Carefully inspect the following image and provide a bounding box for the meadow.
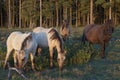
[0,26,120,80]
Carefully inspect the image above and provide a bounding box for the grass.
[0,26,120,80]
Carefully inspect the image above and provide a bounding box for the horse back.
[84,24,104,43]
[7,31,23,50]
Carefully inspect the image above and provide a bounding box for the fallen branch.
[7,62,29,80]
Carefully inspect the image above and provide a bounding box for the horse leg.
[81,32,86,45]
[49,48,53,68]
[89,42,93,51]
[4,48,13,69]
[13,50,18,68]
[101,42,105,58]
[37,48,42,56]
[30,53,35,71]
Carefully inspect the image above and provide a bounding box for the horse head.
[104,19,114,35]
[60,20,70,41]
[57,50,66,70]
[16,50,26,69]
[17,32,33,69]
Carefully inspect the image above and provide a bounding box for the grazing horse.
[82,19,114,58]
[33,27,66,70]
[60,20,70,41]
[4,31,37,70]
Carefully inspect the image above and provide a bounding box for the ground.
[0,26,120,80]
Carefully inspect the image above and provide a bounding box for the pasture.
[0,26,120,80]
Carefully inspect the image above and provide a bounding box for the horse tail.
[81,31,86,45]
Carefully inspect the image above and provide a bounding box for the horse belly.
[86,32,99,44]
[38,40,48,48]
[36,33,48,48]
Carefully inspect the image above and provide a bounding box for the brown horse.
[60,20,70,41]
[82,19,114,58]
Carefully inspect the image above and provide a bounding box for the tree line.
[0,0,120,28]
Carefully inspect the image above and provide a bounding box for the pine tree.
[40,0,42,27]
[8,0,11,28]
[21,0,38,28]
[19,0,21,28]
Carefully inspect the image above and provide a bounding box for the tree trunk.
[19,0,21,28]
[87,13,89,24]
[29,19,32,28]
[63,3,67,20]
[40,0,42,26]
[8,0,11,28]
[55,0,58,27]
[69,0,72,26]
[83,15,85,25]
[12,0,14,27]
[0,8,3,27]
[109,0,112,20]
[114,13,117,25]
[76,0,78,27]
[78,1,81,26]
[60,6,62,25]
[90,0,93,24]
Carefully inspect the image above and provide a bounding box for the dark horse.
[82,19,114,58]
[60,20,70,41]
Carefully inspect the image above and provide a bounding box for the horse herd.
[3,19,114,71]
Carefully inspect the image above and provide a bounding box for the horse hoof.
[14,65,18,68]
[50,66,54,69]
[3,65,8,70]
[59,67,63,71]
[33,69,37,72]
[50,67,53,69]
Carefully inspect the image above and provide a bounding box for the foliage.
[21,0,39,24]
[79,0,89,16]
[65,39,93,66]
[1,0,120,28]
[42,1,54,19]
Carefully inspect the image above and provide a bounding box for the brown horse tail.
[81,32,86,45]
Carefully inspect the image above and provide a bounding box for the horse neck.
[56,39,63,53]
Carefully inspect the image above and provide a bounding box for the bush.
[64,38,95,66]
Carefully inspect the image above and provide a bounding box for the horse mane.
[21,32,32,50]
[48,28,63,52]
[48,28,60,40]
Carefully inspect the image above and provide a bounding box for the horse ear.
[25,33,32,42]
[64,50,67,55]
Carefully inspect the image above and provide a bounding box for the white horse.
[60,20,70,41]
[4,31,37,70]
[33,27,66,70]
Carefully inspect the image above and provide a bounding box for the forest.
[0,0,120,28]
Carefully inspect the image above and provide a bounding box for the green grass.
[0,27,120,80]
